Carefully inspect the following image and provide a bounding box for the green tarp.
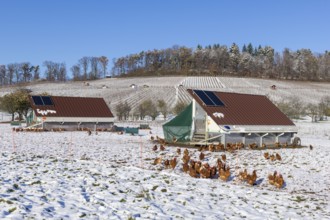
[162,102,193,143]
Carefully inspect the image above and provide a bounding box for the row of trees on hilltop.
[1,43,330,86]
[112,44,330,81]
[0,56,109,86]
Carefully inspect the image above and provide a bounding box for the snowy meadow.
[0,120,329,219]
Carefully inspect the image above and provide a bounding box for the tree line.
[0,56,109,86]
[112,43,330,81]
[1,43,330,86]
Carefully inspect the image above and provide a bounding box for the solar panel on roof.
[193,89,225,107]
[204,91,225,106]
[194,90,214,106]
[32,96,43,105]
[42,96,53,105]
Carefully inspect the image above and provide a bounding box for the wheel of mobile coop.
[292,137,301,147]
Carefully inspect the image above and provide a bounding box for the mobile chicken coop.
[163,89,299,147]
[27,95,114,131]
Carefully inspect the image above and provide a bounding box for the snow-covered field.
[1,76,329,112]
[1,120,329,219]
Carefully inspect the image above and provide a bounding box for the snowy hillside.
[1,76,329,113]
[0,120,329,219]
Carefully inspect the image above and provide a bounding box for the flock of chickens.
[151,136,286,189]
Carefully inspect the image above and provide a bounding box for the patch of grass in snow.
[92,183,100,186]
[79,213,87,218]
[30,180,41,185]
[151,185,158,191]
[8,207,16,213]
[164,180,170,184]
[293,196,307,202]
[0,199,14,204]
[161,189,167,193]
[120,199,126,202]
[13,184,19,190]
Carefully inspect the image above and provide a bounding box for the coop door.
[194,104,206,134]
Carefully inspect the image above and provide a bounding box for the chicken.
[160,144,165,151]
[153,157,162,165]
[262,143,266,148]
[221,154,226,163]
[249,143,258,149]
[182,154,190,164]
[275,153,282,161]
[150,136,155,141]
[216,158,223,169]
[269,154,276,161]
[210,166,217,178]
[200,164,211,178]
[216,143,225,152]
[309,145,313,150]
[238,169,248,181]
[189,166,198,178]
[247,170,257,186]
[170,157,177,169]
[264,152,270,160]
[183,148,189,156]
[182,163,189,173]
[275,142,281,148]
[283,142,288,148]
[268,171,277,185]
[199,152,205,161]
[87,130,92,136]
[177,148,181,155]
[209,144,215,152]
[164,159,170,169]
[274,174,284,188]
[194,161,202,174]
[189,159,196,167]
[152,145,158,151]
[219,164,230,181]
[172,137,177,143]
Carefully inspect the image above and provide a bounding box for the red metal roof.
[29,96,114,118]
[187,89,295,126]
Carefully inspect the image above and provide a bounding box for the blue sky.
[0,0,329,76]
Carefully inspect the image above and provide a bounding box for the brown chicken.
[182,154,190,164]
[269,154,276,161]
[247,170,257,186]
[172,137,177,143]
[264,152,270,160]
[209,144,215,152]
[194,161,202,174]
[216,143,225,152]
[238,169,248,181]
[164,159,170,169]
[152,145,158,151]
[275,142,281,148]
[274,174,284,188]
[160,144,165,151]
[221,154,226,163]
[182,162,189,173]
[275,153,282,161]
[170,157,177,169]
[189,166,198,178]
[150,136,155,141]
[210,166,217,178]
[262,143,266,148]
[184,148,189,156]
[219,164,230,181]
[199,152,205,161]
[153,157,162,165]
[177,148,181,155]
[200,164,211,178]
[268,171,277,185]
